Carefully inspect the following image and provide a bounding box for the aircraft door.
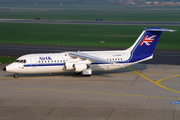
[31,56,37,67]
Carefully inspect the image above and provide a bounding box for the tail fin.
[128,28,175,62]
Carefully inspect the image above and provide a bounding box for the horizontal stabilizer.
[145,28,176,32]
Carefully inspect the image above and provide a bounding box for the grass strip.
[0,23,179,50]
[0,57,16,64]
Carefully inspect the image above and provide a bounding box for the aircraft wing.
[68,52,114,64]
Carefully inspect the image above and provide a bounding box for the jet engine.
[73,63,88,72]
[64,63,89,73]
[64,62,74,70]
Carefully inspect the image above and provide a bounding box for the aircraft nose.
[3,67,6,71]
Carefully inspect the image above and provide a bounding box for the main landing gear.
[14,74,18,78]
[74,68,92,77]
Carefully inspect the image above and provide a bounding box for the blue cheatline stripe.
[24,63,64,67]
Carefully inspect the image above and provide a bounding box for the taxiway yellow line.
[127,66,180,94]
[0,86,178,100]
[126,67,156,84]
[0,77,14,79]
[155,75,180,93]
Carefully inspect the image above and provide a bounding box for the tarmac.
[0,63,180,120]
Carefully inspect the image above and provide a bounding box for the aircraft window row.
[15,59,27,63]
[39,60,68,63]
[107,58,122,61]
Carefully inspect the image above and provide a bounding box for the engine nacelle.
[64,62,74,70]
[73,63,88,72]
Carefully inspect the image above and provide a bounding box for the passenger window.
[23,60,26,63]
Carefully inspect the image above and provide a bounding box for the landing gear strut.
[14,74,18,78]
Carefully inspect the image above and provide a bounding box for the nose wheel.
[14,74,18,78]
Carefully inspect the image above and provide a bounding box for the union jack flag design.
[139,35,156,46]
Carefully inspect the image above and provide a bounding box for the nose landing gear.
[14,74,18,78]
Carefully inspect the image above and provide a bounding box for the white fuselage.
[5,50,152,74]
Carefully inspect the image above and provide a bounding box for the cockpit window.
[20,60,24,63]
[15,60,20,62]
[15,59,26,63]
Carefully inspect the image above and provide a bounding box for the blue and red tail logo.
[139,35,156,46]
[127,28,173,63]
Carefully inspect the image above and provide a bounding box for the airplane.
[3,27,175,78]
